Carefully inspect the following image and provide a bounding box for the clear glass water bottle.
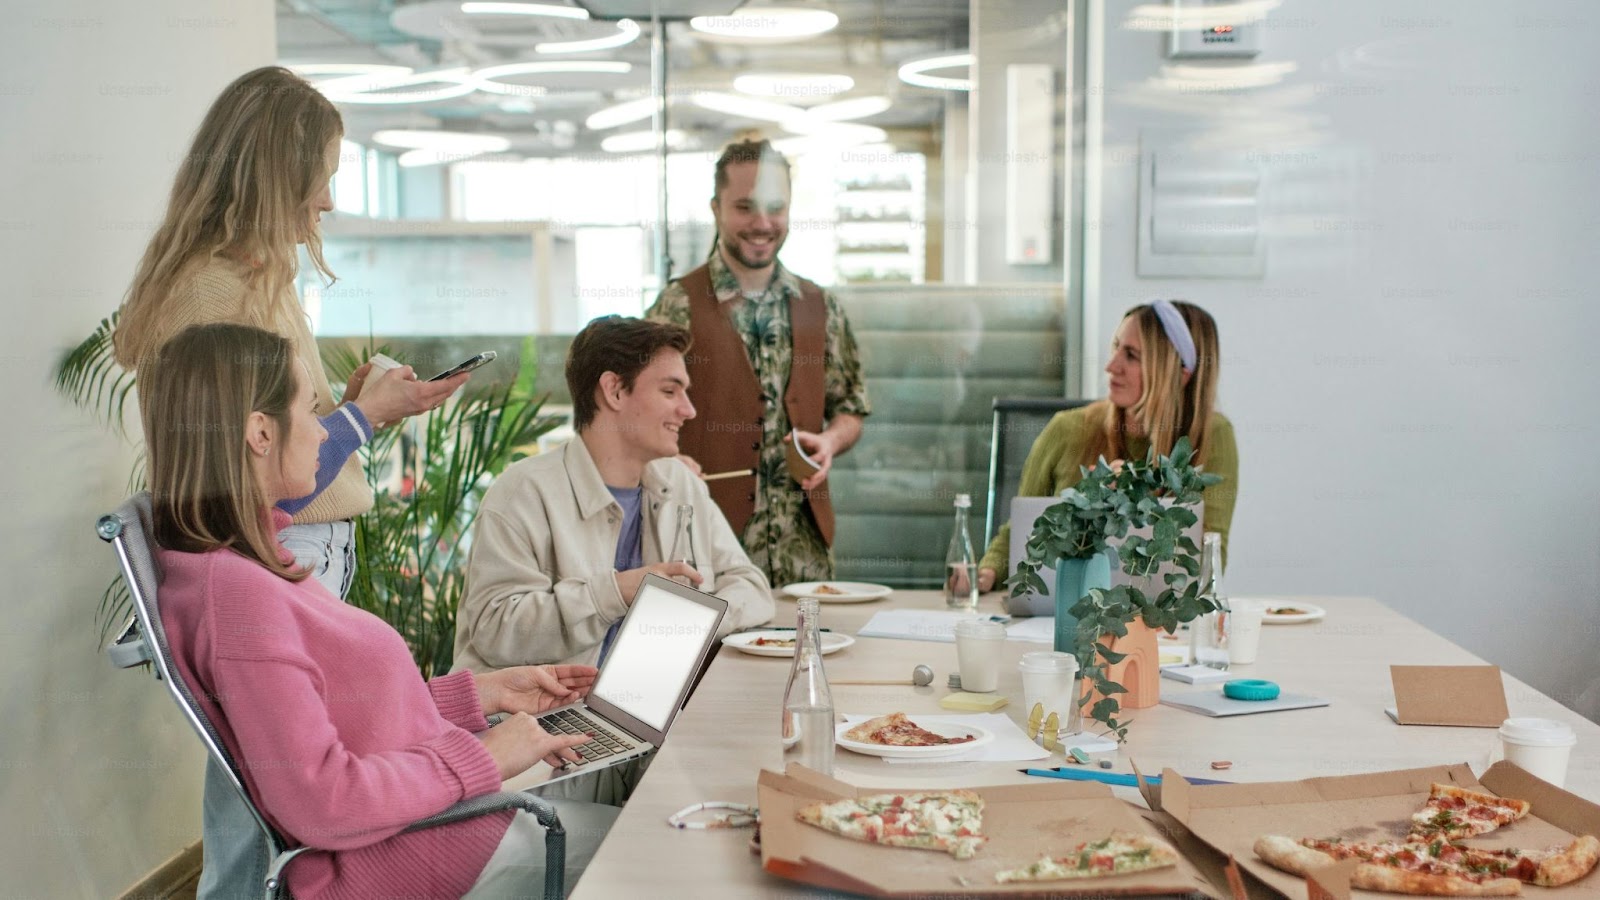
[781,598,835,775]
[944,493,980,611]
[1190,531,1231,669]
[667,503,697,585]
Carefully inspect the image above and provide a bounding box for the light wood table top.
[569,591,1600,898]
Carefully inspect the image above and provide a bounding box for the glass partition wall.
[281,0,1073,585]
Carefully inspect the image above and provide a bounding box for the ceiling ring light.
[689,7,839,43]
[804,95,892,122]
[537,18,640,53]
[472,60,633,95]
[898,53,974,91]
[316,68,478,105]
[733,73,854,99]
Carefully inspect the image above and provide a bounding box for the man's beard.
[720,231,785,270]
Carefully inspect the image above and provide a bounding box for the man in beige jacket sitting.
[454,315,774,675]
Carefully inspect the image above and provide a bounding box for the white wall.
[1092,2,1600,714]
[0,2,274,896]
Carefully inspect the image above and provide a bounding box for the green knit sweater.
[980,404,1238,576]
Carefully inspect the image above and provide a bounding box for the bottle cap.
[954,494,971,508]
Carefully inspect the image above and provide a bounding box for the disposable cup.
[953,619,1007,693]
[1499,717,1577,787]
[1018,651,1081,740]
[1228,600,1268,665]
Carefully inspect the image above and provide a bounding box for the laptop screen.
[590,581,723,732]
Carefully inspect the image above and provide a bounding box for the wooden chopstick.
[703,468,755,482]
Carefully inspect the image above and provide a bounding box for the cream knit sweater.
[131,258,373,524]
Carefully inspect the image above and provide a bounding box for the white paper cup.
[954,619,1007,693]
[1499,717,1577,787]
[1018,651,1080,740]
[1228,600,1268,665]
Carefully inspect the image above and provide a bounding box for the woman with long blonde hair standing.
[113,66,468,896]
[144,323,615,900]
[977,300,1239,591]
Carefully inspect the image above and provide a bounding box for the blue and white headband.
[1149,299,1196,373]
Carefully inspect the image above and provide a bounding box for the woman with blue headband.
[977,300,1238,592]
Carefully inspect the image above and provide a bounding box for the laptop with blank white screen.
[534,573,727,787]
[1003,496,1203,617]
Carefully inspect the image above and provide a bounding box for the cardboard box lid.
[1390,665,1509,727]
[1158,763,1600,900]
[758,765,1218,897]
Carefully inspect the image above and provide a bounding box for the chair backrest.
[984,397,1092,545]
[98,494,290,862]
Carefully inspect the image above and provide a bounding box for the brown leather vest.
[675,264,834,545]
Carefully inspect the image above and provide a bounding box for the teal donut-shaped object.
[1223,679,1280,701]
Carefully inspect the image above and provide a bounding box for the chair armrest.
[106,616,152,669]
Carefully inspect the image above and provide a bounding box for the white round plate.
[781,581,893,603]
[721,630,856,657]
[834,718,993,759]
[1259,601,1326,625]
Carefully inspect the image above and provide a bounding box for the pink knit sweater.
[158,510,510,899]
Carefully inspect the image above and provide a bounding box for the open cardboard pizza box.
[1151,761,1600,900]
[757,764,1219,897]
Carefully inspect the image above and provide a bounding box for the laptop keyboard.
[539,708,637,766]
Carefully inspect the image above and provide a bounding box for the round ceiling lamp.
[689,7,839,44]
[460,1,590,18]
[373,130,513,167]
[315,68,478,105]
[691,91,805,123]
[585,96,659,130]
[289,63,415,81]
[537,18,640,53]
[804,95,892,122]
[472,60,633,95]
[733,73,854,100]
[601,129,687,153]
[897,53,974,91]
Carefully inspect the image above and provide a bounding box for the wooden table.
[568,592,1600,898]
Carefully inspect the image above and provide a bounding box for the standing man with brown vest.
[646,139,871,588]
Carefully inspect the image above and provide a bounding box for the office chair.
[983,397,1091,546]
[99,493,568,900]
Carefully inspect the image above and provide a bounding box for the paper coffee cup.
[954,619,1007,693]
[1499,717,1576,787]
[1228,600,1268,665]
[1019,651,1080,740]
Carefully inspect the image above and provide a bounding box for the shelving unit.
[832,155,926,285]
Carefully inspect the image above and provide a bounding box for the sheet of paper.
[838,712,1050,763]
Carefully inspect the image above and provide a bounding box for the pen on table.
[1018,767,1233,787]
[703,468,755,482]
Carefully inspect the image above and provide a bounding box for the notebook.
[535,573,727,786]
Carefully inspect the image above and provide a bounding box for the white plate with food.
[1259,601,1326,625]
[834,713,994,759]
[721,630,856,657]
[781,581,894,603]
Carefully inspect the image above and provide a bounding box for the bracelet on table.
[667,801,759,830]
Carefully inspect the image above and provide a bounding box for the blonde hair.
[114,66,342,369]
[1084,301,1221,467]
[143,323,308,582]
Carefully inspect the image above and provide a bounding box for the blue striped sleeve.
[276,404,372,515]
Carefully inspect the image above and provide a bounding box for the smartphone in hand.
[429,351,497,382]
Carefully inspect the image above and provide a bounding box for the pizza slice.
[843,712,977,747]
[750,636,796,647]
[1255,835,1522,896]
[995,831,1179,883]
[1449,836,1600,887]
[797,790,987,858]
[1408,783,1532,842]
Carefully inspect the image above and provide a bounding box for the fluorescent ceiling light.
[689,8,838,42]
[473,60,633,95]
[1123,0,1279,31]
[372,130,512,153]
[733,73,853,99]
[601,129,687,153]
[898,53,973,91]
[804,95,891,122]
[317,68,478,104]
[691,91,805,123]
[460,2,590,19]
[586,96,659,130]
[537,18,640,53]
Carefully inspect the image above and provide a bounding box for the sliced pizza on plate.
[843,712,977,747]
[796,790,987,858]
[995,832,1180,883]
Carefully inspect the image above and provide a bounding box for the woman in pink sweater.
[144,322,617,899]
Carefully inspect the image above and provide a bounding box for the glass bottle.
[944,493,980,611]
[1190,531,1231,669]
[667,503,697,585]
[781,598,835,775]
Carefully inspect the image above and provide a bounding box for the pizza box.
[1149,761,1600,900]
[756,764,1220,897]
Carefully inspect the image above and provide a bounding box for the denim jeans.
[196,520,354,899]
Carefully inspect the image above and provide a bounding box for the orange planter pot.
[1087,619,1162,711]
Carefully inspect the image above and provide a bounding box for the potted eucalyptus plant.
[1007,436,1220,741]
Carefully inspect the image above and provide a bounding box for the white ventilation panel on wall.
[1137,136,1264,278]
[1005,64,1053,266]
